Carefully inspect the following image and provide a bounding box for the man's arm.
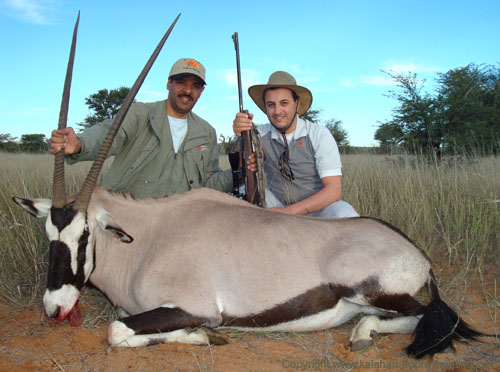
[203,127,233,193]
[270,175,342,215]
[63,103,144,164]
[62,119,115,163]
[50,120,123,163]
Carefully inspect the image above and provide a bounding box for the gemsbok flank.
[13,13,483,359]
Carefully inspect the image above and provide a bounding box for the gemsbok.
[13,13,483,358]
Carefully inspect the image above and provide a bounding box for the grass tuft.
[1,151,498,321]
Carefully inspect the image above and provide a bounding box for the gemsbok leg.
[107,307,227,347]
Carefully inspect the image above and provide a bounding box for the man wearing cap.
[233,71,358,217]
[50,58,232,198]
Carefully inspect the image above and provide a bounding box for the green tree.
[300,108,322,123]
[325,118,350,148]
[379,71,443,155]
[374,122,404,152]
[0,134,18,152]
[375,64,500,155]
[437,64,500,153]
[20,134,48,152]
[301,108,351,149]
[78,87,131,129]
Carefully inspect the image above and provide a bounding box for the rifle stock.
[232,32,259,205]
[228,151,240,196]
[241,122,259,204]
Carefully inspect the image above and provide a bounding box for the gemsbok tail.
[406,270,483,358]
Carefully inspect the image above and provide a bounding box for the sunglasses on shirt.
[278,135,295,181]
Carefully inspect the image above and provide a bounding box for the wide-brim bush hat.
[168,58,206,85]
[248,71,312,116]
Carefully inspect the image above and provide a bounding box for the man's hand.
[233,112,254,137]
[50,127,82,155]
[233,111,260,173]
[246,152,257,172]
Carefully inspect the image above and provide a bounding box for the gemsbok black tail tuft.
[406,271,482,358]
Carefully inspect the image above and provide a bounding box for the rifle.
[230,32,259,205]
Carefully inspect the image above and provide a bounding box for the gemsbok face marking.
[12,199,89,325]
[13,13,486,359]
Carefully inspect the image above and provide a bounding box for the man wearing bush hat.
[50,58,232,198]
[233,71,358,217]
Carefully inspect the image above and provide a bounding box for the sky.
[1,0,499,147]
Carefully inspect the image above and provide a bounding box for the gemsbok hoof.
[350,339,373,352]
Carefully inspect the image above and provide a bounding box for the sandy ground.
[0,264,498,372]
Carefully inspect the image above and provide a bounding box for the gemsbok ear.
[96,209,134,243]
[12,197,52,218]
[105,226,134,243]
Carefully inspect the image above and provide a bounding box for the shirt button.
[189,180,193,184]
[145,180,148,184]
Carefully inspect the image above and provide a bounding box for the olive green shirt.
[67,100,232,198]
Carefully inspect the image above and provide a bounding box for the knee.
[108,320,135,346]
[318,200,360,218]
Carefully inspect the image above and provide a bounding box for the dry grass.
[0,151,499,314]
[0,153,102,308]
[0,150,499,370]
[342,153,499,265]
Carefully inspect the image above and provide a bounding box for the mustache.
[178,93,193,101]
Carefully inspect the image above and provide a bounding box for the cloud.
[360,75,395,86]
[299,74,320,85]
[1,105,53,117]
[217,95,240,102]
[221,68,261,90]
[1,0,55,24]
[136,89,166,102]
[340,78,355,88]
[30,106,50,113]
[381,62,442,74]
[275,64,319,85]
[340,61,443,88]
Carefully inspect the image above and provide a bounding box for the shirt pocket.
[290,143,318,180]
[184,136,210,184]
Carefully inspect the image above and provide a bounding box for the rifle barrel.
[231,32,259,205]
[232,32,245,113]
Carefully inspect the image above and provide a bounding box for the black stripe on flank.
[222,281,368,328]
[356,274,425,316]
[221,277,424,328]
[367,293,425,316]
